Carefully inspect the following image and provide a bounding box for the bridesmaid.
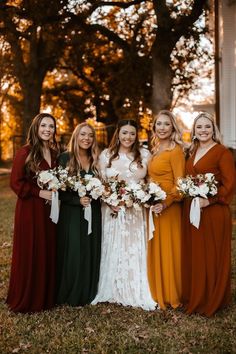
[181,112,235,316]
[7,113,59,313]
[147,110,185,310]
[56,122,101,306]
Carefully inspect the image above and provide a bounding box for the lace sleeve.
[140,148,151,168]
[98,149,109,180]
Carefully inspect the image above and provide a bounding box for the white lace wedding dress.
[92,148,157,310]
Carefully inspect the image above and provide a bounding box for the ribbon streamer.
[84,204,92,235]
[190,197,201,229]
[50,190,59,224]
[117,206,126,224]
[148,207,155,240]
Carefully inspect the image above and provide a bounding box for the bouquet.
[102,177,132,217]
[36,166,69,224]
[67,173,105,234]
[144,181,167,240]
[177,173,218,229]
[177,173,217,199]
[144,181,167,207]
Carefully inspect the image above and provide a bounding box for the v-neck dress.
[56,152,101,306]
[181,144,236,316]
[147,144,185,309]
[6,145,57,313]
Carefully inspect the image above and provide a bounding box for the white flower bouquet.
[67,173,105,200]
[36,166,69,224]
[66,173,104,235]
[177,173,217,199]
[144,181,167,207]
[177,173,218,229]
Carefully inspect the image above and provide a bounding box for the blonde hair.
[67,122,99,174]
[188,112,222,156]
[151,110,184,155]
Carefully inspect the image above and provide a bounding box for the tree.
[0,0,76,141]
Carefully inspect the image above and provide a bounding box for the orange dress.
[147,145,185,309]
[181,144,236,316]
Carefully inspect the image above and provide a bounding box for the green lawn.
[0,175,235,354]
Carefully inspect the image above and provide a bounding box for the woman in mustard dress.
[147,110,185,309]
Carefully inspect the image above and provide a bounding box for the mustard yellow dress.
[147,144,185,309]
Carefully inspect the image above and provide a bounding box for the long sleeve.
[98,149,109,180]
[164,146,185,207]
[10,146,40,199]
[209,149,236,205]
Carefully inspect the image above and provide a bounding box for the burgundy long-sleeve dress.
[6,145,57,313]
[181,144,236,316]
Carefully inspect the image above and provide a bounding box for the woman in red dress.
[6,113,59,313]
[182,112,236,316]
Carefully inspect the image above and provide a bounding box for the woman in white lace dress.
[92,120,157,310]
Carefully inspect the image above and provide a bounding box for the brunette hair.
[67,122,99,174]
[151,110,184,155]
[107,119,142,168]
[25,113,58,173]
[188,112,222,156]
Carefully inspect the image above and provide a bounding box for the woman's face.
[118,124,137,150]
[194,117,214,144]
[38,117,55,142]
[77,126,94,150]
[154,114,173,141]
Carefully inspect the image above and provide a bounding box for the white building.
[218,0,236,149]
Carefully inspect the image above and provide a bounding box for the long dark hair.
[107,119,142,168]
[67,122,99,175]
[25,113,58,173]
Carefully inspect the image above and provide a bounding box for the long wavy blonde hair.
[67,122,99,175]
[151,110,184,155]
[188,112,222,156]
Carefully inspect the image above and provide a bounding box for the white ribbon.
[190,197,201,229]
[148,207,155,240]
[117,206,126,224]
[84,204,92,235]
[50,190,59,224]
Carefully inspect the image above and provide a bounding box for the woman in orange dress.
[147,110,185,309]
[181,112,235,316]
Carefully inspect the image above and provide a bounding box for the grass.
[0,174,235,354]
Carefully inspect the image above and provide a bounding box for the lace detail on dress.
[92,148,156,310]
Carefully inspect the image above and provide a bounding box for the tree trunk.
[151,39,174,115]
[21,75,44,144]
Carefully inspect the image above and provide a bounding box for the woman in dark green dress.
[56,122,101,306]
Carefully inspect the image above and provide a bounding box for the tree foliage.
[0,0,211,149]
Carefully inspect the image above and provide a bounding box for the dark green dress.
[56,152,101,306]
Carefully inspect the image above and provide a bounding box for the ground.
[0,174,235,354]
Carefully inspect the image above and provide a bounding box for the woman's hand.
[110,205,120,213]
[151,203,166,215]
[80,196,91,207]
[199,198,210,209]
[39,190,52,201]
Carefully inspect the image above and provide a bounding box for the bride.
[92,119,157,310]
